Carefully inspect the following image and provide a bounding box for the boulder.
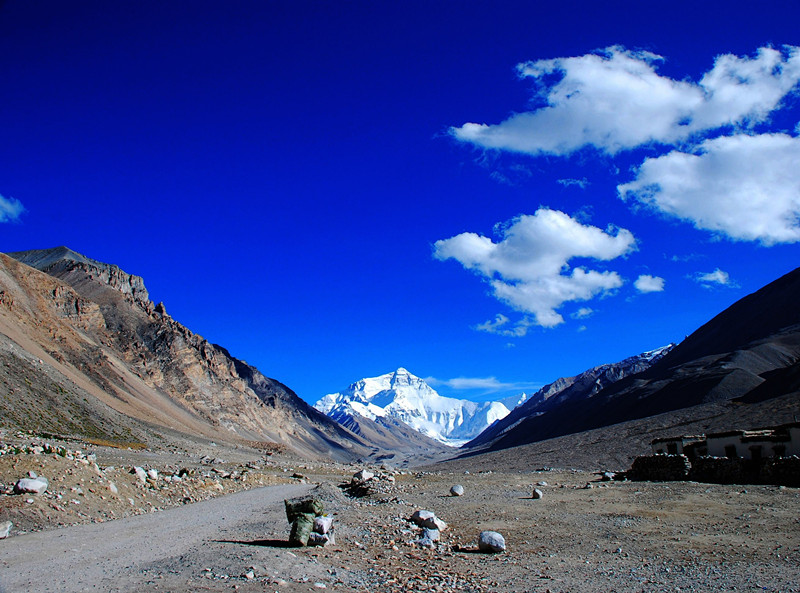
[14,477,48,495]
[410,510,447,531]
[352,469,374,483]
[531,488,543,499]
[450,484,464,496]
[478,530,506,553]
[146,469,159,481]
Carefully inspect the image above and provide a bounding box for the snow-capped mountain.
[314,368,511,446]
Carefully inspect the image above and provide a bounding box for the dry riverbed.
[1,434,799,592]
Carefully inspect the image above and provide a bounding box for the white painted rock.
[450,484,464,496]
[146,469,159,481]
[14,477,48,495]
[132,467,147,483]
[478,530,506,553]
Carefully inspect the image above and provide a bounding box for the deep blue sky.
[2,1,799,403]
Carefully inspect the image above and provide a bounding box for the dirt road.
[0,483,329,593]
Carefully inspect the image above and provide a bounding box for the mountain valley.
[1,248,800,592]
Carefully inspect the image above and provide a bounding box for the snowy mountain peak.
[314,368,510,447]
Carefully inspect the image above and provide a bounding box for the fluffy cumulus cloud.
[451,45,800,156]
[0,194,25,223]
[433,208,636,327]
[634,274,665,293]
[619,133,800,244]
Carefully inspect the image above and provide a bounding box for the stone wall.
[628,454,800,487]
[628,454,691,481]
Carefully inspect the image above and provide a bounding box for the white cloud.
[451,45,800,156]
[426,375,540,394]
[558,177,590,189]
[694,268,734,286]
[634,274,665,293]
[0,194,25,223]
[474,314,534,337]
[619,133,800,245]
[433,208,636,327]
[571,307,594,319]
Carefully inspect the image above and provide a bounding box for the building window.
[724,444,738,459]
[749,446,762,460]
[667,442,678,455]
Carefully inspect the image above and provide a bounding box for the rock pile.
[284,496,334,547]
[409,509,448,548]
[342,467,399,498]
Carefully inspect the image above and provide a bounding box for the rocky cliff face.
[0,248,378,461]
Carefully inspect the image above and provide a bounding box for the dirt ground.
[1,435,799,592]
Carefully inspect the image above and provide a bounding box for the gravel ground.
[1,438,799,592]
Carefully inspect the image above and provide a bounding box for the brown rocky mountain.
[465,344,674,450]
[461,265,800,459]
[0,247,436,462]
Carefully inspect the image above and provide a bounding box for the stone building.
[652,422,800,460]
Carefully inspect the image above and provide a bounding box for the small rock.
[450,484,465,497]
[108,482,118,495]
[0,520,12,539]
[14,477,48,495]
[352,469,374,483]
[146,469,159,481]
[131,467,147,483]
[532,488,543,499]
[478,530,506,553]
[410,510,447,531]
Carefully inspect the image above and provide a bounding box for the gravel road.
[0,483,327,593]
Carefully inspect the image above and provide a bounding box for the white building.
[652,422,800,460]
